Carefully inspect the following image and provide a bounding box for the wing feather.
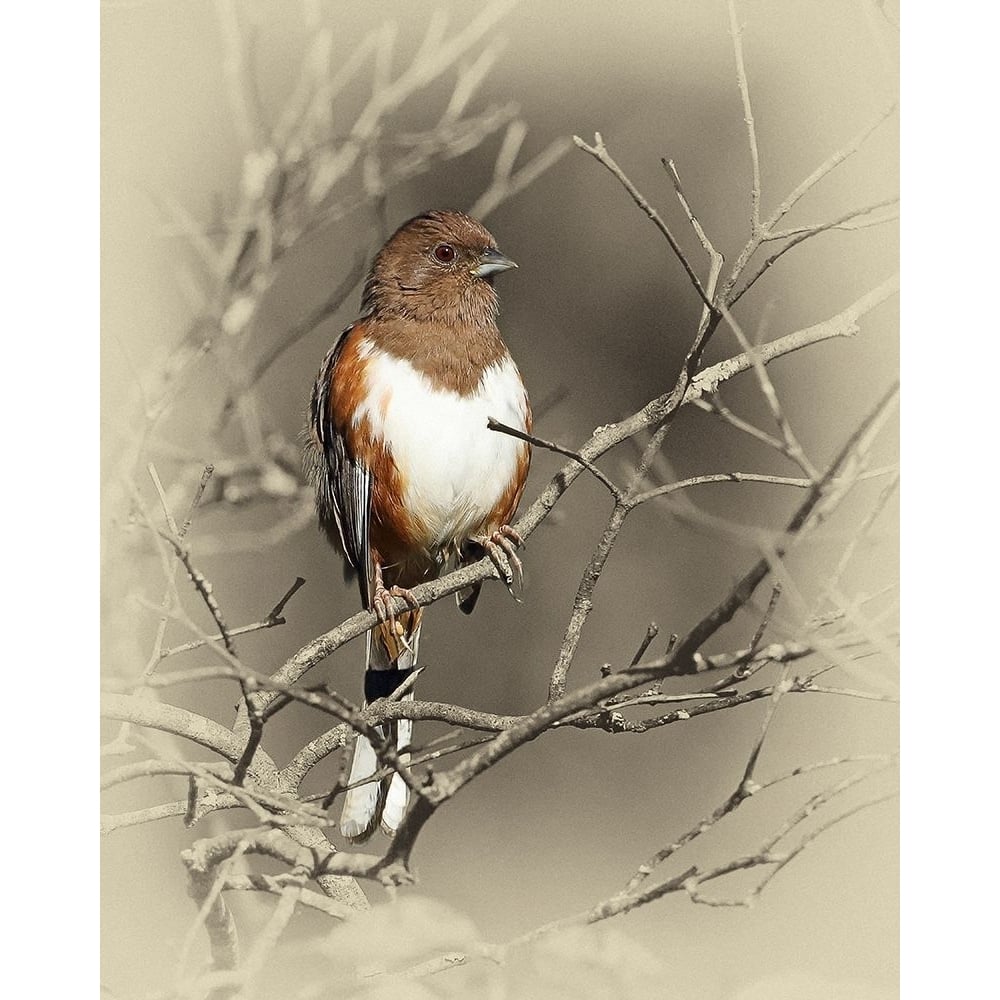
[308,324,373,609]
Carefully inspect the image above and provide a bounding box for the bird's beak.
[475,246,518,278]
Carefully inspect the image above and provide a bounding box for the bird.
[306,209,531,842]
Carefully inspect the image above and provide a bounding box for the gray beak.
[475,246,518,278]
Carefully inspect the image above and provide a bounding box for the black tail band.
[364,667,416,702]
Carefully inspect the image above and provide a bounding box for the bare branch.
[153,527,237,657]
[487,417,622,498]
[662,158,723,261]
[721,101,897,301]
[727,0,762,231]
[688,274,898,402]
[573,132,717,315]
[717,304,820,480]
[733,196,900,304]
[630,623,660,666]
[764,196,899,242]
[101,693,275,778]
[547,501,630,700]
[670,380,898,666]
[158,576,304,659]
[763,101,897,233]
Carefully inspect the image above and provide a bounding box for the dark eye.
[433,243,456,264]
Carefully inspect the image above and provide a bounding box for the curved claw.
[476,525,525,598]
[373,584,420,637]
[498,524,524,549]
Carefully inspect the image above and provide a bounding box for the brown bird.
[307,210,531,841]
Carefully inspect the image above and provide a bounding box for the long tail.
[339,611,421,842]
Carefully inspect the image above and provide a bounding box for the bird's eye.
[433,243,456,264]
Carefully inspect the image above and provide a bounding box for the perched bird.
[307,210,531,842]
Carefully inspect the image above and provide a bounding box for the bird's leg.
[472,525,524,595]
[372,561,420,638]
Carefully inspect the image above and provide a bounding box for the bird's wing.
[308,323,373,609]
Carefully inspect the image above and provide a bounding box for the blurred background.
[101,1,899,997]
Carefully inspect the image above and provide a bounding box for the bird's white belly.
[356,346,528,549]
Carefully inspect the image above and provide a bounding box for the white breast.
[355,344,528,550]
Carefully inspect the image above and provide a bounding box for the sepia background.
[101,1,899,997]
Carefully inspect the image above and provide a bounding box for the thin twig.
[573,132,717,315]
[763,102,897,234]
[728,0,762,232]
[662,158,723,261]
[721,102,897,302]
[718,303,820,480]
[158,577,305,660]
[630,623,660,666]
[487,417,622,498]
[749,582,783,653]
[764,197,899,242]
[733,196,900,304]
[154,528,237,657]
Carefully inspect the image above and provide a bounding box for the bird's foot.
[373,584,420,638]
[474,525,524,597]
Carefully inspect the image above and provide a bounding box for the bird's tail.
[339,610,421,842]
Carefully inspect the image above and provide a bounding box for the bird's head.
[361,210,517,326]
